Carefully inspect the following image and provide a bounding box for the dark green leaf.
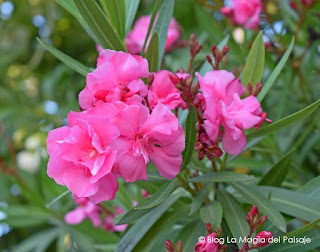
[258,37,295,102]
[217,191,249,248]
[242,31,265,88]
[231,183,287,232]
[247,99,320,141]
[298,175,320,198]
[37,39,90,76]
[181,105,197,170]
[285,217,320,238]
[257,186,320,222]
[116,208,153,225]
[200,201,223,230]
[259,150,295,186]
[189,171,256,183]
[99,0,125,39]
[189,188,208,215]
[153,0,174,67]
[115,188,188,252]
[74,0,126,51]
[125,0,140,35]
[145,32,159,72]
[134,179,178,209]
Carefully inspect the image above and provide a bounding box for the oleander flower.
[253,231,273,248]
[79,49,149,110]
[194,232,221,252]
[46,103,119,203]
[126,15,181,54]
[148,70,187,110]
[221,0,262,29]
[65,198,101,227]
[111,102,185,182]
[196,70,266,155]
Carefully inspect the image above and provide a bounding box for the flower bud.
[252,231,273,248]
[249,205,259,219]
[165,240,174,252]
[175,240,183,252]
[257,215,268,227]
[206,223,213,234]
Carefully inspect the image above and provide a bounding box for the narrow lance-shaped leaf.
[258,37,295,102]
[145,32,159,72]
[259,150,295,186]
[125,0,140,35]
[189,188,208,215]
[298,175,320,198]
[217,191,249,248]
[74,0,126,51]
[99,0,125,39]
[141,0,163,55]
[231,183,287,232]
[247,99,320,141]
[134,179,178,210]
[153,0,174,68]
[181,105,197,170]
[37,39,90,76]
[200,201,223,230]
[189,171,256,183]
[241,31,265,88]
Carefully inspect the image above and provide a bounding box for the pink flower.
[148,70,187,110]
[103,206,127,232]
[196,70,265,155]
[46,103,119,203]
[126,15,181,54]
[111,102,185,182]
[253,231,273,248]
[194,232,222,252]
[79,50,149,110]
[221,0,262,29]
[65,198,101,227]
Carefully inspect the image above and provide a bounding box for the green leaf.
[145,32,159,72]
[217,191,249,248]
[99,0,125,39]
[258,37,295,102]
[74,0,126,51]
[115,188,188,252]
[241,31,265,88]
[37,39,90,76]
[285,217,320,238]
[263,228,320,252]
[247,99,320,141]
[257,186,320,222]
[189,171,256,183]
[125,0,140,35]
[116,207,153,225]
[46,190,71,208]
[189,188,208,215]
[200,201,223,230]
[174,218,205,252]
[66,226,95,252]
[153,0,174,67]
[181,105,197,170]
[298,175,320,198]
[141,0,163,54]
[259,150,295,186]
[231,183,287,232]
[134,179,178,209]
[14,228,59,252]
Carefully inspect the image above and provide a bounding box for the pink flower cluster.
[65,198,127,232]
[126,15,181,54]
[47,50,185,203]
[194,232,223,252]
[196,70,267,155]
[221,0,262,29]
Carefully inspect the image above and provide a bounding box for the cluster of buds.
[206,45,230,70]
[239,205,273,251]
[247,82,262,97]
[189,34,202,61]
[194,122,223,160]
[165,239,183,252]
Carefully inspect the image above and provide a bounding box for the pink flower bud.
[206,223,213,234]
[253,231,273,248]
[165,240,174,252]
[249,205,259,219]
[257,215,268,227]
[290,1,298,10]
[175,240,183,252]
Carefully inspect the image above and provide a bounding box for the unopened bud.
[175,240,183,252]
[257,215,268,227]
[289,1,298,10]
[249,205,259,220]
[165,240,175,252]
[206,223,213,234]
[206,55,213,64]
[169,73,180,86]
[252,231,273,248]
[247,82,252,95]
[222,46,230,56]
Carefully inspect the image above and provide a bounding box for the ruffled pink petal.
[65,207,86,225]
[222,126,246,155]
[88,173,118,204]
